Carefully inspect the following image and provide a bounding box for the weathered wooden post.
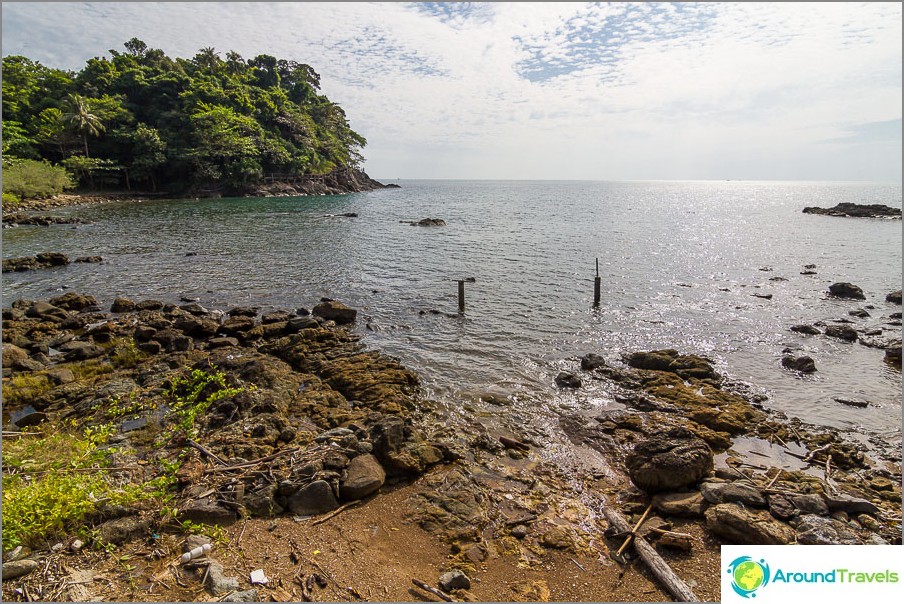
[458,280,466,312]
[593,258,601,308]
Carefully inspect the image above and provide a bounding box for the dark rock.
[651,491,709,518]
[511,524,529,539]
[261,311,292,324]
[111,298,137,313]
[2,559,39,580]
[286,480,339,516]
[768,494,797,520]
[580,353,607,371]
[152,329,194,352]
[849,309,870,318]
[705,503,795,544]
[886,290,902,304]
[626,349,720,382]
[790,324,821,335]
[178,501,237,526]
[228,306,259,317]
[182,534,212,553]
[370,416,408,457]
[312,300,357,324]
[885,345,902,366]
[133,325,157,341]
[287,316,320,332]
[209,337,240,349]
[49,292,98,311]
[625,428,714,493]
[701,481,767,507]
[789,494,829,516]
[46,368,75,385]
[828,282,865,300]
[11,406,46,428]
[554,371,582,389]
[138,341,162,355]
[136,299,164,311]
[752,293,773,300]
[795,514,865,545]
[180,303,209,316]
[824,325,858,341]
[439,570,471,591]
[340,454,386,500]
[2,343,30,368]
[26,301,69,321]
[407,218,446,226]
[781,355,816,373]
[74,255,103,263]
[824,493,879,515]
[219,316,256,335]
[64,341,105,361]
[96,515,152,545]
[833,397,869,408]
[802,203,901,218]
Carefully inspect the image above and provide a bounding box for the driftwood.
[648,528,695,551]
[601,504,699,602]
[616,502,654,557]
[311,500,363,525]
[411,578,456,602]
[187,439,227,466]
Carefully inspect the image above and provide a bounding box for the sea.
[3,180,902,455]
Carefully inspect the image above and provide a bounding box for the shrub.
[2,158,74,200]
[2,191,21,208]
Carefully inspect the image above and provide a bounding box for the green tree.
[62,94,105,158]
[2,158,74,201]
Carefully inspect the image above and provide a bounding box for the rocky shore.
[802,202,902,218]
[2,291,900,602]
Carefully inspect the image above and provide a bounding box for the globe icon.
[733,560,765,592]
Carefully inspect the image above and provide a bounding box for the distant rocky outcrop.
[2,253,70,272]
[802,203,901,218]
[245,168,399,198]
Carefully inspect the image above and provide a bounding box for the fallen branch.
[187,439,227,466]
[616,502,653,557]
[205,447,300,474]
[803,443,832,464]
[601,503,698,602]
[411,578,456,602]
[311,500,363,526]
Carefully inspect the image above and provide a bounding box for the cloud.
[1,1,901,181]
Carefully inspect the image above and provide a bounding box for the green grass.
[3,373,53,407]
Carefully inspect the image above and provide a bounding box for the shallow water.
[3,180,901,446]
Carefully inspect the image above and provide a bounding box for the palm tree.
[62,94,104,158]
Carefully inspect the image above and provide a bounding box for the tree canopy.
[1,39,368,193]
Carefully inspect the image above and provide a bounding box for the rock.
[182,534,212,553]
[222,589,260,602]
[2,343,29,368]
[2,559,39,580]
[439,570,471,591]
[885,345,902,366]
[795,514,865,545]
[540,526,574,550]
[370,416,408,457]
[651,491,708,518]
[75,255,103,263]
[137,299,164,311]
[768,494,796,520]
[205,561,240,596]
[63,341,105,361]
[802,203,901,218]
[790,324,821,335]
[752,293,772,300]
[705,503,795,545]
[209,337,240,349]
[312,300,357,324]
[511,524,529,539]
[824,325,858,341]
[96,515,151,545]
[46,368,75,385]
[626,349,720,382]
[11,406,46,428]
[26,301,69,321]
[408,218,446,226]
[781,355,816,373]
[178,501,237,526]
[849,309,870,318]
[49,292,98,311]
[287,316,320,332]
[828,282,865,300]
[580,353,607,370]
[340,454,386,500]
[625,428,714,493]
[554,371,582,388]
[286,480,340,516]
[833,397,869,408]
[887,290,902,304]
[700,481,767,507]
[228,306,259,317]
[180,302,209,316]
[111,297,137,313]
[824,493,879,515]
[787,494,827,517]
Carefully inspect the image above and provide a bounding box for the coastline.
[1,292,900,602]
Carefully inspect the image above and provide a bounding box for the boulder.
[781,355,816,373]
[178,501,237,526]
[554,371,582,389]
[824,325,858,341]
[794,514,865,545]
[828,282,865,300]
[2,559,39,580]
[625,428,714,493]
[205,561,240,596]
[286,480,340,516]
[700,481,767,507]
[49,292,98,311]
[26,301,69,321]
[339,454,386,500]
[887,290,902,304]
[312,300,357,325]
[580,353,607,370]
[824,493,879,515]
[705,503,795,545]
[111,297,137,313]
[790,324,821,335]
[651,491,709,518]
[802,203,901,218]
[439,570,471,591]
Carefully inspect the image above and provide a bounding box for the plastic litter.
[179,543,212,563]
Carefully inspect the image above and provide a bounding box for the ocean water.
[3,180,902,448]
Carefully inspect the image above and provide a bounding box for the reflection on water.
[3,180,901,446]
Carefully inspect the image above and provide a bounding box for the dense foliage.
[1,39,367,194]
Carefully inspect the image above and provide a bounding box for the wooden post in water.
[593,258,601,308]
[458,280,466,312]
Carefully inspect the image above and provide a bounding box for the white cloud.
[1,1,900,181]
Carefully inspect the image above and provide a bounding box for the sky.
[1,2,902,182]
